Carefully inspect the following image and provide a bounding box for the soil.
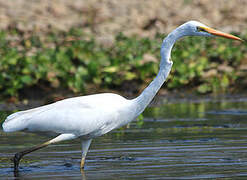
[0,0,246,42]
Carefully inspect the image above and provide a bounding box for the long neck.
[131,29,183,116]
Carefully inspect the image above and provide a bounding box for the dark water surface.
[1,97,247,179]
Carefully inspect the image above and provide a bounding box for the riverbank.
[1,1,247,103]
[1,0,247,40]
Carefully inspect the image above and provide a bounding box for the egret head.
[181,21,243,41]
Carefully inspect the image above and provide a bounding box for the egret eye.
[197,26,207,32]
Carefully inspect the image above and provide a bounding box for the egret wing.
[3,93,131,137]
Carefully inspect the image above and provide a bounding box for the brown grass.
[0,0,246,42]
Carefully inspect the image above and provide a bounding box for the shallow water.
[1,97,247,179]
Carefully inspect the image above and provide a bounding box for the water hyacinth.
[0,29,245,99]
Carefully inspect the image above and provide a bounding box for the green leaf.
[221,75,229,88]
[197,84,211,94]
[21,75,32,84]
[103,66,119,73]
[124,72,136,80]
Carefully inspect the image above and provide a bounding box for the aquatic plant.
[0,28,245,99]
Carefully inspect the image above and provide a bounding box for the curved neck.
[131,28,183,116]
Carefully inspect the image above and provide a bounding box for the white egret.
[2,21,242,172]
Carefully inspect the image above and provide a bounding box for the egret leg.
[13,133,77,172]
[81,139,92,170]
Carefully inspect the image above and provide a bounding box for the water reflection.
[12,169,87,180]
[1,98,247,179]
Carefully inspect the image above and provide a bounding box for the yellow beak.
[199,26,243,42]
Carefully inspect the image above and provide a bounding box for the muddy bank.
[2,90,247,112]
[0,0,246,42]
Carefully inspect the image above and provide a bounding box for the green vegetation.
[0,28,246,99]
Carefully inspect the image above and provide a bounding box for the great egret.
[2,21,242,172]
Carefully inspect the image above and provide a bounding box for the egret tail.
[2,111,29,132]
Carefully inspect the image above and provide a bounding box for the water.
[1,97,247,179]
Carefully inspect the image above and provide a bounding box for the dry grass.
[0,0,246,41]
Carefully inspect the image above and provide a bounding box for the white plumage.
[3,93,137,136]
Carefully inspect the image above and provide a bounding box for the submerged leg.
[80,139,92,170]
[13,140,49,172]
[13,133,77,172]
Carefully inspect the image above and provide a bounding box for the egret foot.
[11,134,77,172]
[13,152,23,172]
[80,168,86,180]
[80,156,86,170]
[12,142,50,172]
[80,139,92,170]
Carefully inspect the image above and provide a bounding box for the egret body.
[2,21,242,172]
